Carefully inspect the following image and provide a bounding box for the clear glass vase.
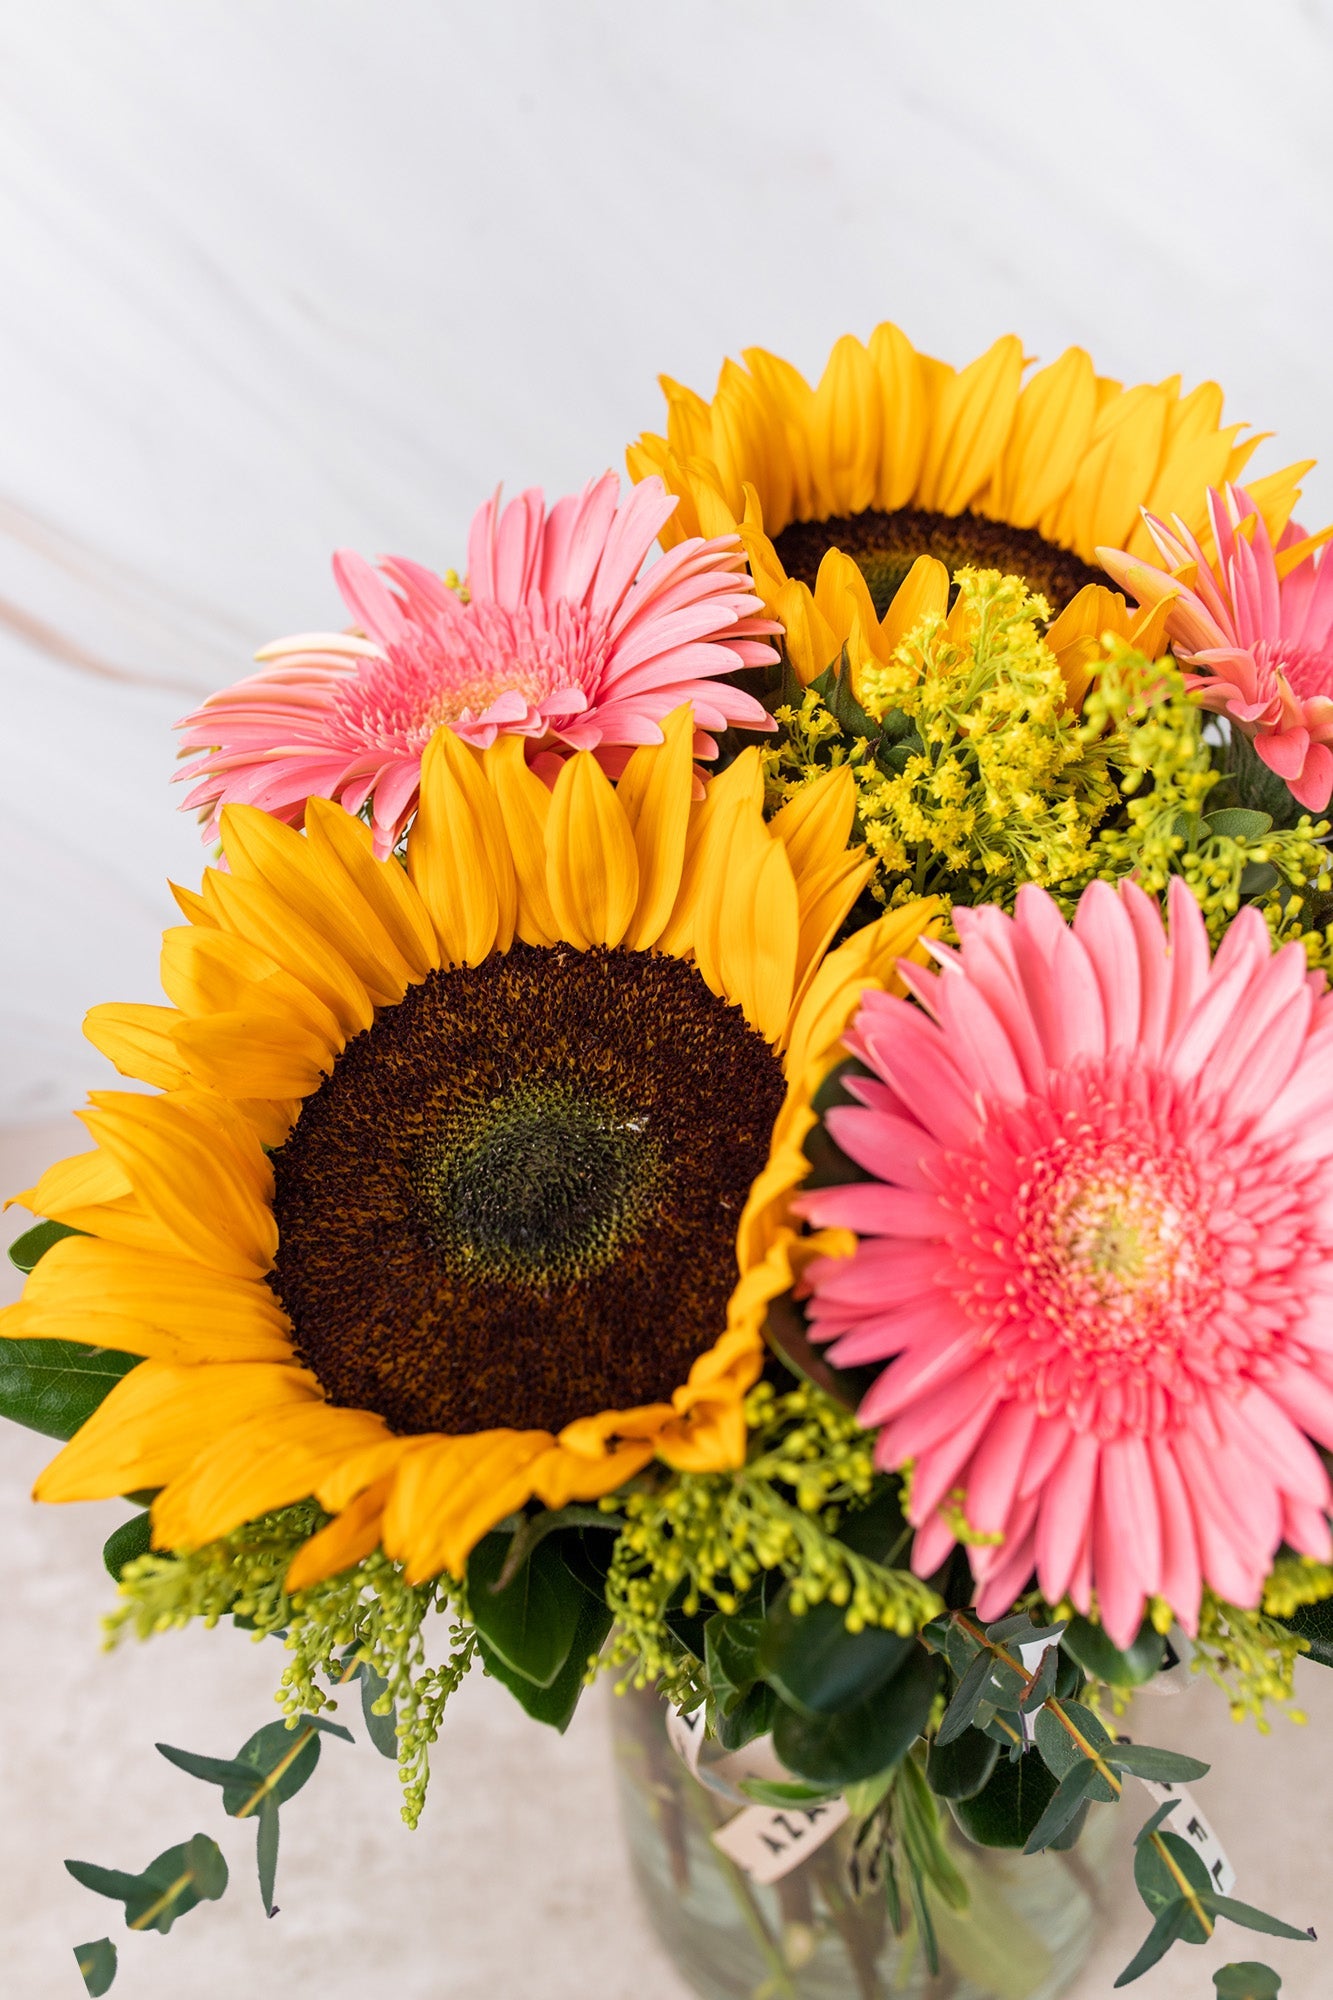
[611,1685,1110,2000]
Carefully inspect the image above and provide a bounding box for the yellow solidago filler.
[2,705,938,1595]
[765,569,1116,908]
[628,321,1308,701]
[1071,648,1333,943]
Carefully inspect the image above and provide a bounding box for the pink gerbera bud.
[799,877,1333,1646]
[1099,482,1333,813]
[175,473,778,856]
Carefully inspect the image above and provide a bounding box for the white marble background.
[6,1,1333,1993]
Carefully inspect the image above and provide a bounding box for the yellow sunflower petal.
[84,1003,191,1091]
[530,1435,657,1508]
[483,733,559,946]
[876,554,951,663]
[814,550,889,668]
[151,1402,392,1549]
[304,796,439,983]
[34,1360,320,1503]
[409,729,518,966]
[773,577,841,685]
[544,752,640,948]
[78,1093,277,1280]
[16,1235,290,1361]
[171,1011,333,1098]
[210,816,374,1037]
[615,703,694,949]
[714,816,800,1043]
[916,334,1025,515]
[868,321,929,512]
[284,1475,396,1591]
[989,345,1098,529]
[1046,582,1135,711]
[382,1431,556,1583]
[809,334,881,518]
[161,923,342,1055]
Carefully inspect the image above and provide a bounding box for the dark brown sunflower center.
[773,506,1105,620]
[268,944,786,1437]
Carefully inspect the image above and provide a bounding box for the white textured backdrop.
[6,2,1333,1994]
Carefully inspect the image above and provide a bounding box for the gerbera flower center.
[329,600,605,752]
[774,507,1106,619]
[268,943,786,1436]
[941,1059,1324,1432]
[1252,636,1333,706]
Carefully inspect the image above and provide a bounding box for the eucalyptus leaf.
[1061,1615,1165,1687]
[1114,1900,1194,1986]
[66,1832,228,1935]
[7,1217,81,1272]
[1022,1759,1099,1853]
[355,1660,398,1759]
[935,1647,994,1746]
[467,1529,587,1689]
[1106,1742,1210,1784]
[74,1938,117,1996]
[1134,1828,1212,1942]
[739,1778,839,1808]
[1204,1894,1313,1943]
[0,1336,139,1441]
[256,1795,280,1917]
[1213,1963,1282,1999]
[773,1645,939,1787]
[1032,1700,1117,1800]
[1207,808,1274,840]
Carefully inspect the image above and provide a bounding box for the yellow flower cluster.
[764,569,1115,908]
[1071,648,1333,945]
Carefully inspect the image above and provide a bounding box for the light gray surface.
[4,1128,1333,1998]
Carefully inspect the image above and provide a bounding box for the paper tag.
[1139,1779,1236,1893]
[1016,1625,1065,1743]
[711,1796,852,1885]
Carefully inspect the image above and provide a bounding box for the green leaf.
[843,1766,897,1820]
[935,1646,995,1746]
[1207,807,1274,840]
[478,1588,612,1732]
[739,1777,839,1808]
[488,1505,620,1590]
[1106,1742,1210,1783]
[354,1660,398,1759]
[810,654,880,739]
[66,1832,228,1935]
[157,1714,350,1818]
[1019,1643,1059,1712]
[1204,1894,1313,1943]
[74,1938,117,1996]
[1114,1900,1194,1986]
[773,1645,939,1787]
[103,1510,154,1580]
[1061,1615,1166,1686]
[1134,1829,1213,1942]
[467,1528,588,1689]
[712,1678,776,1751]
[949,1748,1058,1849]
[1032,1700,1118,1800]
[704,1613,764,1718]
[1274,1596,1333,1668]
[1213,1963,1282,1999]
[757,1589,915,1717]
[1022,1759,1099,1853]
[0,1336,139,1441]
[256,1794,279,1917]
[926,1725,999,1801]
[7,1217,81,1272]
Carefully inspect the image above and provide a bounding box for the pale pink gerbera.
[1099,482,1333,812]
[175,472,777,855]
[799,878,1333,1646]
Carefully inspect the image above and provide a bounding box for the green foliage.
[0,1335,138,1441]
[757,1590,915,1717]
[66,1833,227,1935]
[103,1510,154,1581]
[1214,1965,1282,1999]
[948,1745,1058,1849]
[7,1217,81,1272]
[773,1643,939,1788]
[925,1725,998,1801]
[107,1503,474,1827]
[602,1381,940,1697]
[1061,1615,1164,1686]
[74,1938,117,1996]
[478,1584,612,1732]
[467,1530,588,1689]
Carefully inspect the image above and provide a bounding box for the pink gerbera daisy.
[1099,482,1333,812]
[799,877,1333,1646]
[175,472,778,855]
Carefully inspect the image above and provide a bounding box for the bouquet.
[8,322,1333,2000]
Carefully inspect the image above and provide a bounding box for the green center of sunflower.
[268,943,786,1437]
[773,506,1105,618]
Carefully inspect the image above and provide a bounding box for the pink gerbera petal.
[1100,482,1333,814]
[175,474,778,856]
[804,879,1333,1645]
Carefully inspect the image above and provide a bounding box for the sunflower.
[2,705,935,1590]
[627,323,1310,704]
